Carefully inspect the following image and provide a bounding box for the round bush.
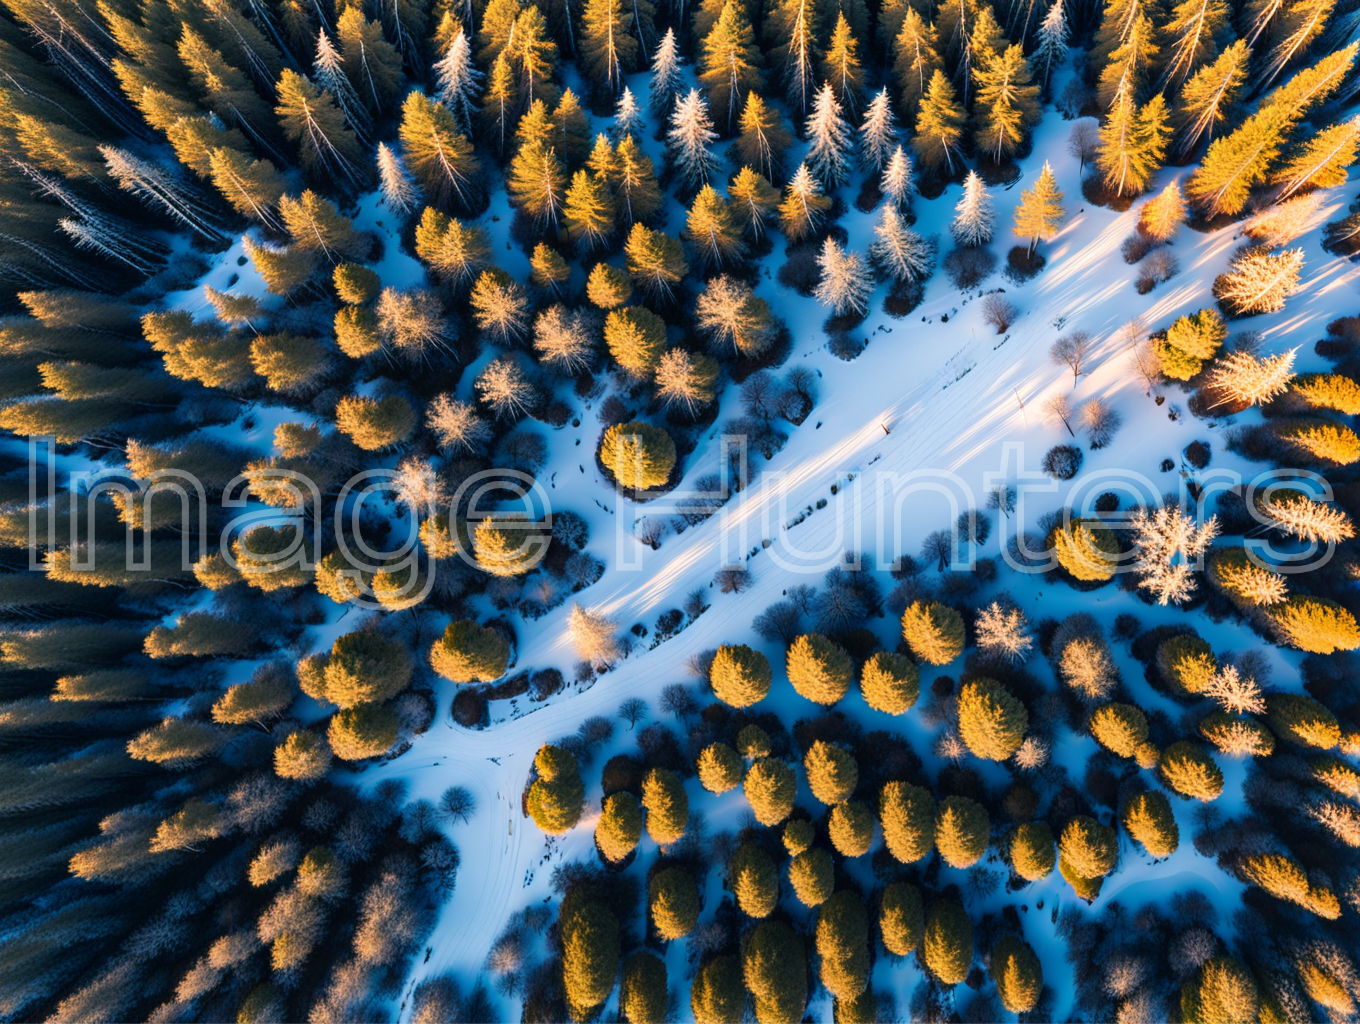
[1041,444,1083,480]
[600,420,676,490]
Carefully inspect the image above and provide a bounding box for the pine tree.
[279,190,364,261]
[880,780,936,862]
[1100,88,1170,196]
[611,135,662,226]
[828,801,874,857]
[1009,821,1056,880]
[697,741,743,792]
[728,167,780,240]
[314,28,370,142]
[731,843,779,917]
[1058,815,1117,899]
[208,147,286,226]
[1158,739,1224,799]
[913,70,966,175]
[1013,161,1065,255]
[858,89,898,172]
[528,744,585,832]
[870,205,935,284]
[685,185,745,271]
[1259,0,1335,87]
[508,6,560,108]
[655,348,719,413]
[1182,957,1261,1023]
[1122,789,1179,856]
[879,882,924,956]
[612,88,643,139]
[667,89,719,192]
[620,951,667,1024]
[1275,119,1360,198]
[744,757,796,825]
[415,207,490,289]
[788,846,833,906]
[1240,853,1340,918]
[642,767,689,844]
[625,224,689,299]
[935,794,989,867]
[699,0,764,134]
[880,146,916,210]
[817,890,869,1001]
[274,69,363,186]
[335,394,417,450]
[710,643,771,706]
[1211,246,1303,316]
[336,7,402,112]
[692,956,744,1024]
[600,420,676,488]
[508,142,567,227]
[779,163,832,240]
[735,93,793,181]
[429,620,509,682]
[648,865,699,939]
[375,143,420,214]
[649,28,684,114]
[1096,10,1159,109]
[481,51,518,157]
[766,0,822,114]
[560,900,620,1020]
[1033,0,1069,89]
[991,935,1042,1012]
[892,8,942,118]
[531,242,571,293]
[563,170,617,252]
[957,678,1028,760]
[821,13,865,115]
[973,44,1040,162]
[399,91,481,211]
[580,0,636,94]
[1173,39,1248,156]
[1139,179,1187,240]
[743,921,807,1022]
[901,600,965,664]
[695,274,775,356]
[433,29,482,136]
[815,238,874,315]
[922,901,973,985]
[951,170,994,246]
[805,82,854,188]
[1157,0,1228,89]
[859,650,919,713]
[785,634,853,705]
[604,308,667,379]
[1089,702,1150,758]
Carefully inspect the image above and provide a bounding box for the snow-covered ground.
[327,82,1360,1020]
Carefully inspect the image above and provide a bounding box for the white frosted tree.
[612,87,643,139]
[567,603,622,667]
[433,30,482,136]
[951,171,995,247]
[377,143,421,214]
[869,205,935,284]
[1032,0,1069,90]
[976,599,1033,663]
[427,394,492,454]
[1212,248,1305,316]
[667,89,718,191]
[1258,492,1355,544]
[859,88,899,172]
[1129,505,1219,605]
[475,357,539,420]
[805,82,853,188]
[100,146,226,241]
[649,28,685,115]
[1204,349,1297,407]
[880,145,915,210]
[815,237,874,315]
[533,305,597,374]
[1202,665,1265,715]
[314,29,370,141]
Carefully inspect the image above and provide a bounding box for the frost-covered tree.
[534,305,597,374]
[1033,0,1069,89]
[433,29,482,135]
[612,87,643,139]
[649,28,684,114]
[1204,348,1296,407]
[975,599,1032,662]
[667,89,718,192]
[427,394,492,454]
[475,357,538,420]
[377,143,421,214]
[314,29,370,142]
[779,163,833,240]
[567,603,621,666]
[870,206,934,284]
[805,82,854,188]
[859,88,899,172]
[1257,489,1354,543]
[1129,504,1219,605]
[1212,248,1305,317]
[655,349,719,414]
[880,145,916,210]
[815,238,874,315]
[951,171,994,246]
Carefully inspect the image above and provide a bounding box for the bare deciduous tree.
[1050,330,1094,385]
[1066,121,1099,172]
[980,293,1017,333]
[1043,392,1076,436]
[1080,396,1122,448]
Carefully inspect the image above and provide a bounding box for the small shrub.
[944,247,997,289]
[980,294,1017,334]
[1041,445,1083,480]
[1121,233,1156,264]
[1184,440,1211,469]
[1005,246,1045,284]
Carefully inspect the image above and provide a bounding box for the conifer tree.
[1096,10,1159,108]
[625,224,688,300]
[692,956,743,1024]
[829,800,875,856]
[699,0,764,134]
[274,69,363,186]
[376,143,421,214]
[656,348,719,414]
[951,171,994,246]
[880,882,924,956]
[893,9,942,118]
[415,208,490,289]
[600,420,676,488]
[912,70,966,175]
[870,206,935,284]
[481,51,518,156]
[731,843,779,917]
[710,643,772,706]
[779,163,832,240]
[685,186,745,271]
[1240,853,1340,918]
[1122,789,1179,856]
[564,170,617,252]
[508,6,560,108]
[1159,740,1224,799]
[1098,87,1170,196]
[728,167,780,240]
[786,634,854,705]
[821,13,865,115]
[743,921,807,1023]
[859,650,919,713]
[880,781,936,862]
[528,743,585,833]
[530,242,571,294]
[508,142,567,227]
[315,29,371,142]
[649,28,685,114]
[560,900,620,1020]
[858,89,899,173]
[957,678,1028,760]
[581,0,641,93]
[735,93,792,181]
[1090,702,1152,760]
[990,935,1042,1012]
[815,238,874,315]
[612,88,643,140]
[935,795,989,867]
[805,82,854,188]
[767,0,822,114]
[880,146,916,210]
[817,890,870,1001]
[328,703,399,760]
[1012,161,1065,255]
[1173,40,1248,156]
[922,901,972,985]
[208,148,286,226]
[787,845,833,906]
[697,742,743,793]
[1139,179,1187,241]
[279,190,364,261]
[642,767,689,844]
[1259,0,1335,87]
[434,29,482,136]
[620,952,666,1024]
[604,308,667,379]
[1157,0,1228,89]
[649,866,699,939]
[744,757,796,825]
[613,135,662,225]
[1275,119,1360,199]
[336,7,402,112]
[398,91,481,211]
[805,740,858,804]
[973,44,1040,162]
[667,89,719,192]
[695,275,775,356]
[1009,821,1056,880]
[901,600,965,664]
[1033,0,1069,90]
[596,791,642,862]
[1181,957,1261,1023]
[429,620,509,682]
